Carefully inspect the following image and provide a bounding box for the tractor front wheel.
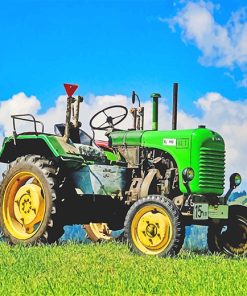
[207,207,247,256]
[124,195,185,256]
[0,155,64,245]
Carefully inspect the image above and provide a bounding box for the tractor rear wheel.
[207,207,247,256]
[0,155,64,245]
[83,223,113,241]
[207,223,221,253]
[83,223,125,242]
[124,195,185,256]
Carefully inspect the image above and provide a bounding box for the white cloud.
[166,1,247,76]
[0,93,40,135]
[193,92,247,189]
[0,91,246,191]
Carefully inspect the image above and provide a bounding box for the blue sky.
[0,0,246,114]
[0,0,247,189]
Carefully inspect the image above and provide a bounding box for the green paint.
[103,150,119,162]
[151,93,161,131]
[110,127,225,195]
[176,138,189,149]
[110,130,144,146]
[0,124,226,197]
[144,128,225,195]
[0,134,84,162]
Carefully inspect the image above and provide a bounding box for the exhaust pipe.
[172,83,178,130]
[151,93,161,130]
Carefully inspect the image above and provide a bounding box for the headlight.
[182,167,195,182]
[230,173,241,188]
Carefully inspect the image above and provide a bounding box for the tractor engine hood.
[109,127,225,195]
[109,127,221,148]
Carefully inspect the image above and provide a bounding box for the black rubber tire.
[0,155,64,245]
[0,228,4,239]
[124,195,185,257]
[207,223,222,254]
[207,206,247,256]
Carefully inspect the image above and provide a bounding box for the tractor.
[0,83,246,256]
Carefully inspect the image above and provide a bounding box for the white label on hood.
[163,139,176,146]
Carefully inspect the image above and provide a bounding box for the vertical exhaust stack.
[172,83,178,130]
[151,93,161,131]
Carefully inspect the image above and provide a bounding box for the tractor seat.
[95,140,113,152]
[54,124,106,161]
[54,124,92,145]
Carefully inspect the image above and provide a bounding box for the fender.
[0,134,83,163]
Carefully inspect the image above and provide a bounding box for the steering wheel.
[90,105,128,131]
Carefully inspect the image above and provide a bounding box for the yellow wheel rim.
[131,205,173,255]
[3,171,45,240]
[84,223,112,242]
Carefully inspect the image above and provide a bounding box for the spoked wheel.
[124,195,185,256]
[207,207,247,256]
[0,155,64,245]
[83,223,113,242]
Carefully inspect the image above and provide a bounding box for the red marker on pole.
[64,83,78,97]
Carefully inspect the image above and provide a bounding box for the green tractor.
[0,83,246,256]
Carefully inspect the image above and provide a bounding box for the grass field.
[0,241,246,296]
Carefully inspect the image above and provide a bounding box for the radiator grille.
[199,147,225,189]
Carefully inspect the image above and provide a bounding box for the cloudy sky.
[0,0,247,191]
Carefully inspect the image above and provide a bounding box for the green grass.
[0,241,246,296]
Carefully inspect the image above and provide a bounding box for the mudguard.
[0,134,83,163]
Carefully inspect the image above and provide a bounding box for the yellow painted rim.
[84,223,112,241]
[131,204,173,255]
[3,171,45,240]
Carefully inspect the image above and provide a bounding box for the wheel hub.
[14,184,43,225]
[136,210,171,249]
[146,223,158,238]
[21,197,32,214]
